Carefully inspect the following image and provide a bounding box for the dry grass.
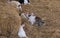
[0,0,21,38]
[0,0,60,38]
[22,0,60,38]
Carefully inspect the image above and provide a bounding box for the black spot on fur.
[17,0,30,4]
[18,0,24,4]
[28,14,31,17]
[35,16,44,26]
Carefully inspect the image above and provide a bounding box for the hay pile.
[0,0,60,38]
[0,0,21,38]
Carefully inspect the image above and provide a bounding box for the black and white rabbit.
[27,13,45,26]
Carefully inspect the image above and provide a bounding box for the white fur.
[28,15,36,25]
[25,13,36,25]
[18,24,28,38]
[21,13,36,25]
[24,0,30,5]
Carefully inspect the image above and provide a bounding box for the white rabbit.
[18,23,28,38]
[27,13,44,26]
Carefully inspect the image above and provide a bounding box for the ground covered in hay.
[0,0,60,38]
